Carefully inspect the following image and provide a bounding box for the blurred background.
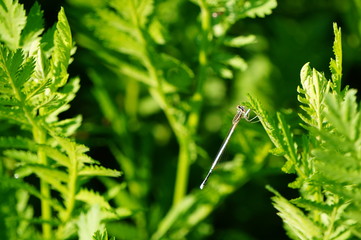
[20,0,361,239]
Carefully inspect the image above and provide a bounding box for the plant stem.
[63,145,78,220]
[34,127,52,239]
[172,136,191,205]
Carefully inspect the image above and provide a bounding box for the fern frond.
[92,229,115,240]
[223,35,257,47]
[79,165,122,178]
[240,0,278,18]
[49,115,82,137]
[0,0,26,50]
[39,145,70,167]
[0,136,36,150]
[76,189,112,209]
[330,23,342,93]
[291,198,336,215]
[324,89,360,142]
[267,186,322,240]
[22,164,68,193]
[247,95,285,156]
[297,62,330,130]
[19,2,44,55]
[4,149,38,163]
[51,7,73,88]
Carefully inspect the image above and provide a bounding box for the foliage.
[65,0,277,239]
[249,23,361,239]
[2,0,361,239]
[0,1,121,239]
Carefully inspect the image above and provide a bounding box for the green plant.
[249,23,361,239]
[0,1,121,239]
[66,0,276,239]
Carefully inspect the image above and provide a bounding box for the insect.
[200,105,258,189]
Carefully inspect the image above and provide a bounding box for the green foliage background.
[1,0,361,239]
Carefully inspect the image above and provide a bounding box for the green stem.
[55,142,78,238]
[34,127,52,239]
[172,137,191,205]
[63,150,77,220]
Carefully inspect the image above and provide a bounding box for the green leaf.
[0,47,24,92]
[0,136,36,150]
[329,22,342,93]
[324,89,359,142]
[79,165,122,178]
[77,205,105,240]
[291,198,334,215]
[39,145,70,167]
[3,149,38,163]
[16,57,35,90]
[297,62,329,130]
[247,95,285,156]
[223,35,257,47]
[19,2,44,54]
[92,230,115,240]
[76,189,112,209]
[24,164,68,193]
[267,186,322,240]
[52,7,73,87]
[277,113,298,173]
[240,0,278,18]
[0,0,27,50]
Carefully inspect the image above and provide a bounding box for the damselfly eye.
[237,105,245,111]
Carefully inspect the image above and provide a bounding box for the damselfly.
[200,105,258,189]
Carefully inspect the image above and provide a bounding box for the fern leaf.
[0,47,24,97]
[49,115,82,137]
[223,35,257,47]
[240,0,278,18]
[3,149,38,163]
[325,90,360,141]
[291,198,335,215]
[39,145,70,167]
[247,95,285,156]
[297,62,329,130]
[0,176,63,211]
[76,189,111,209]
[267,186,322,240]
[0,136,36,150]
[52,7,73,87]
[16,57,36,90]
[92,229,115,240]
[79,165,122,178]
[23,164,68,193]
[330,23,342,93]
[19,2,44,55]
[277,113,299,173]
[0,0,26,50]
[77,205,107,240]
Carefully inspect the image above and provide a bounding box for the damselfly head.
[237,105,245,112]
